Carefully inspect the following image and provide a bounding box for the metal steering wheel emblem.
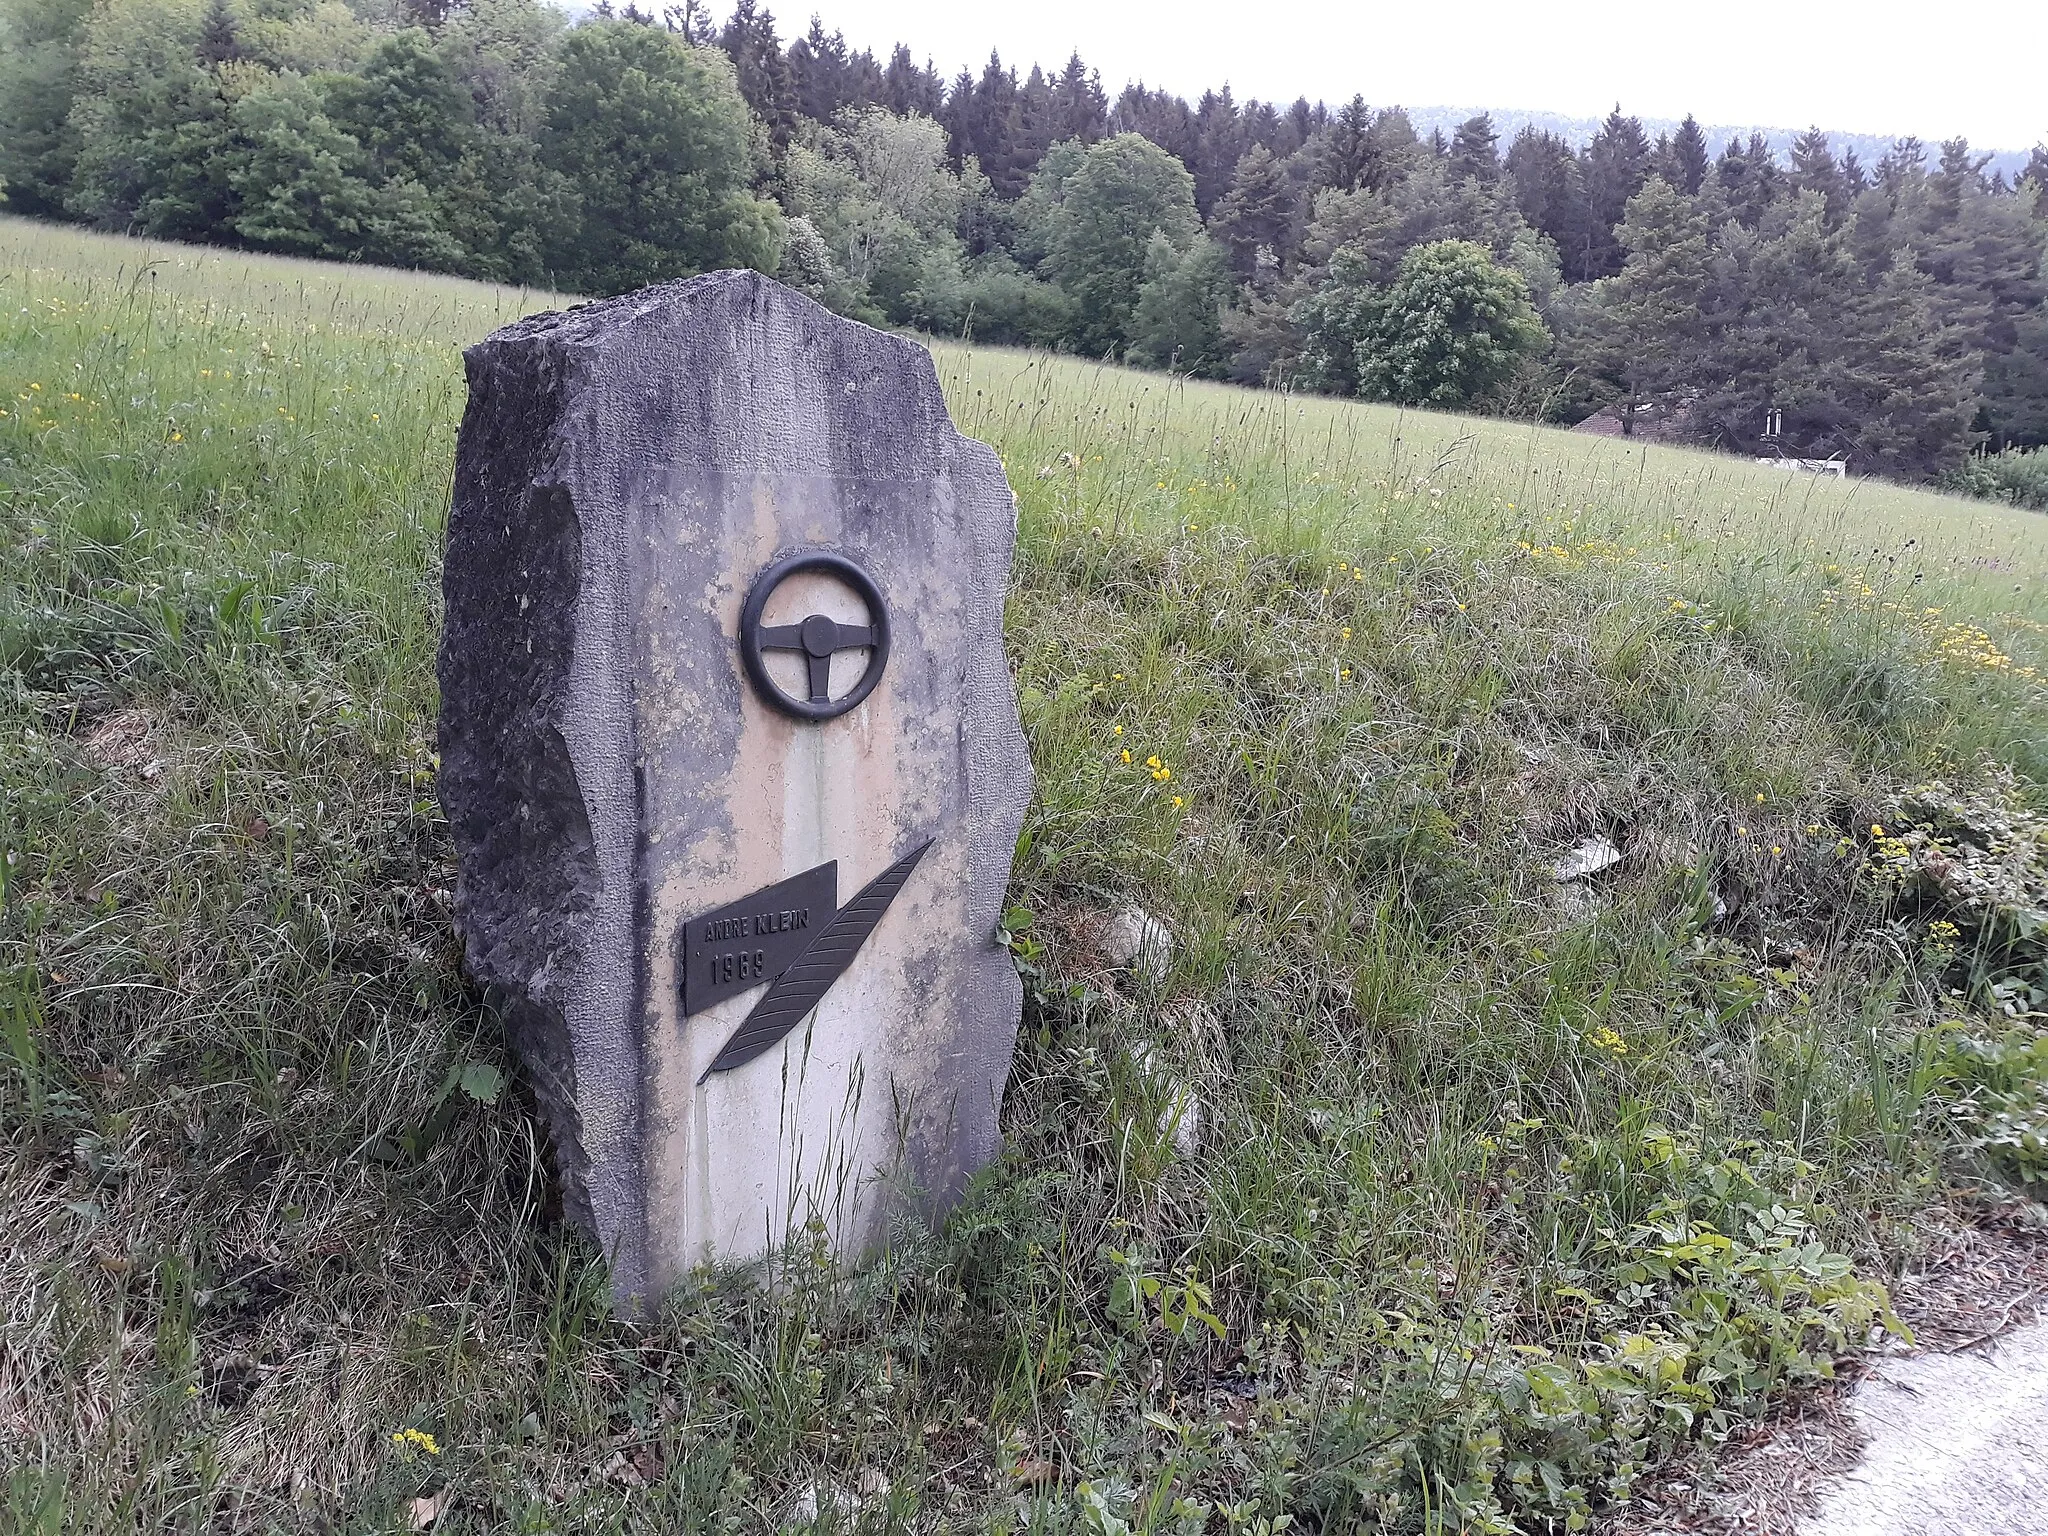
[738,550,891,722]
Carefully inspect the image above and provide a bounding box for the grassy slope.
[2,217,2045,1534]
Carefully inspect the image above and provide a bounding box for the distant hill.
[1398,106,2034,180]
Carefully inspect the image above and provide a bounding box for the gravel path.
[1798,1318,2048,1535]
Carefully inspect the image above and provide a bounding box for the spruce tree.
[1049,53,1106,145]
[1984,306,2048,447]
[958,53,1026,196]
[2022,146,2048,199]
[1011,64,1054,180]
[1581,107,1652,277]
[1709,135,1779,229]
[1591,176,1711,433]
[196,0,241,66]
[1191,87,1247,217]
[1877,137,1927,197]
[718,0,796,154]
[1849,251,1980,476]
[1316,96,1374,194]
[1212,142,1298,278]
[1281,99,1322,159]
[787,19,857,123]
[1789,128,1848,226]
[1448,113,1499,183]
[1666,114,1710,195]
[1508,128,1601,281]
[0,0,95,219]
[882,45,943,118]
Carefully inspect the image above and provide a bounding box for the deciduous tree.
[542,21,781,292]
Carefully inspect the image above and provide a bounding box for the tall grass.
[2,218,2045,1534]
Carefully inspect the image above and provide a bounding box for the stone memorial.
[438,271,1033,1308]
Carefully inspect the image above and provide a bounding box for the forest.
[3,0,2046,494]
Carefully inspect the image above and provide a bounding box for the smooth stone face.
[439,270,1032,1308]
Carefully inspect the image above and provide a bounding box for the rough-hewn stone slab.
[439,271,1032,1308]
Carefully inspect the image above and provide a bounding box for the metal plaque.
[699,839,933,1081]
[681,861,837,1016]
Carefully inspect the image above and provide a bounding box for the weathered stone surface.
[439,271,1032,1308]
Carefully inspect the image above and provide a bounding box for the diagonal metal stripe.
[698,838,934,1082]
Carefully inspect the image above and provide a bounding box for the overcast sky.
[782,0,2046,152]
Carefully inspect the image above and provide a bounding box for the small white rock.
[1553,835,1623,882]
[1099,903,1172,978]
[1161,1089,1204,1156]
[786,1480,860,1527]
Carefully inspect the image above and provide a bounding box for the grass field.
[3,216,2046,1535]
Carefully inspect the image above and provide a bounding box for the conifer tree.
[1110,84,1197,167]
[195,0,240,66]
[1508,127,1601,281]
[1850,251,1980,475]
[1877,136,1928,197]
[2022,146,2048,200]
[1281,99,1322,158]
[718,0,796,154]
[1011,64,1054,178]
[1581,107,1652,276]
[1588,177,1711,432]
[882,45,942,118]
[1984,306,2048,447]
[1709,134,1780,228]
[954,52,1027,195]
[1316,96,1374,194]
[1665,114,1710,195]
[0,0,94,218]
[1448,113,1499,182]
[1789,128,1848,225]
[1190,87,1247,217]
[1212,142,1298,277]
[1366,108,1425,190]
[1048,53,1106,144]
[786,19,869,123]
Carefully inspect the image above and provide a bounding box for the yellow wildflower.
[391,1428,441,1458]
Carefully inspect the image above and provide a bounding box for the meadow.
[2,215,2046,1534]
